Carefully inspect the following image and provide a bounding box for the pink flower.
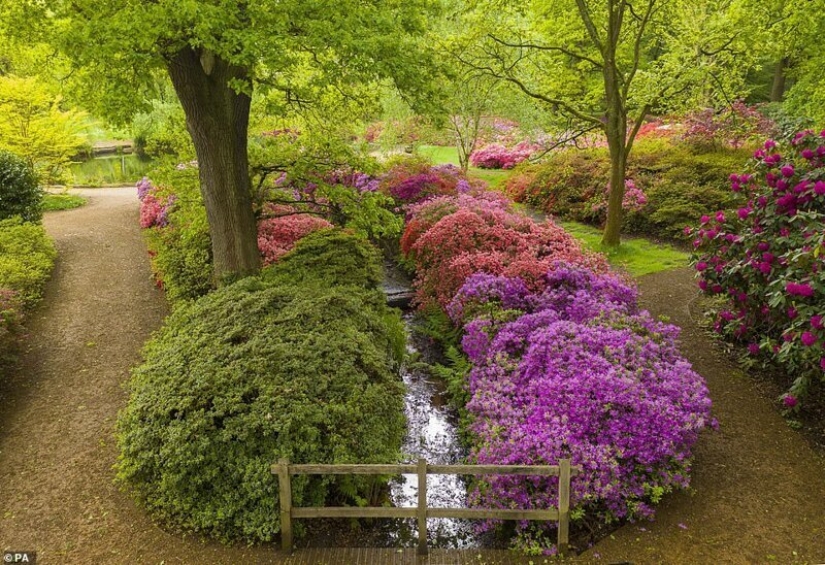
[811,315,823,330]
[783,394,798,408]
[698,279,708,291]
[781,165,795,178]
[700,215,710,224]
[802,148,815,160]
[737,207,750,220]
[801,332,817,346]
[715,211,725,223]
[786,282,815,297]
[747,343,760,355]
[815,181,825,196]
[696,261,708,271]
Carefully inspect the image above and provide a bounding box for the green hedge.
[505,139,751,239]
[0,150,42,222]
[116,230,406,542]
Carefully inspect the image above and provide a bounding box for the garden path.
[585,267,825,564]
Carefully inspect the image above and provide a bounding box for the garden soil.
[0,188,823,564]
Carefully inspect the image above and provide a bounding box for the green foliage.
[116,239,406,542]
[0,217,57,305]
[0,75,88,184]
[0,150,42,222]
[144,170,213,305]
[41,193,86,212]
[507,140,751,240]
[131,94,193,159]
[262,229,383,290]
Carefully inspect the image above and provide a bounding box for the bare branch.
[487,34,603,69]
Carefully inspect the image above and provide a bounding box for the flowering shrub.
[138,178,176,229]
[381,161,481,204]
[683,102,778,150]
[470,141,541,169]
[405,197,608,309]
[446,266,712,545]
[590,179,648,216]
[257,214,333,266]
[690,131,825,402]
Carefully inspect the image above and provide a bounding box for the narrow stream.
[387,313,478,548]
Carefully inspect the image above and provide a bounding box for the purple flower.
[782,394,798,408]
[801,332,817,347]
[781,165,795,178]
[786,282,815,297]
[747,343,760,356]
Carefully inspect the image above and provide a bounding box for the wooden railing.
[270,458,579,556]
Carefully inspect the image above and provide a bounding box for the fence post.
[557,458,571,556]
[277,458,293,553]
[417,458,428,556]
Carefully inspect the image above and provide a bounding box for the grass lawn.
[560,221,689,277]
[416,145,515,189]
[42,193,87,212]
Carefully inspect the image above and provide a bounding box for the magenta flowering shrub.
[137,178,176,229]
[470,141,541,170]
[690,131,825,403]
[447,266,712,539]
[257,214,333,266]
[381,161,482,204]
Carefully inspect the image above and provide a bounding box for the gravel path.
[0,188,274,564]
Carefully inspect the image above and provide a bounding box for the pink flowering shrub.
[590,179,648,216]
[406,201,608,309]
[690,131,825,403]
[381,161,482,204]
[257,214,333,266]
[447,266,712,544]
[470,141,542,170]
[138,178,176,229]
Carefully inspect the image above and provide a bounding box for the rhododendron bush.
[690,131,825,403]
[381,161,482,204]
[447,266,712,537]
[470,141,541,170]
[403,194,609,308]
[257,213,333,266]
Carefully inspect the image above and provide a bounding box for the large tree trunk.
[167,48,261,283]
[770,57,789,103]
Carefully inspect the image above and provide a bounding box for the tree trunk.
[770,57,789,103]
[167,47,261,283]
[600,5,627,249]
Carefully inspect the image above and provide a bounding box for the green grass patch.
[560,221,689,278]
[416,145,516,189]
[42,193,86,212]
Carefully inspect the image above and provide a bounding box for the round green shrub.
[116,275,406,542]
[0,151,42,222]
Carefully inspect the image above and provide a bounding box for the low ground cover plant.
[690,131,825,405]
[118,229,407,542]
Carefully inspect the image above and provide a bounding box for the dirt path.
[582,267,825,564]
[0,188,275,564]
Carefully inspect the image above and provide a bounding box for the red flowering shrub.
[408,206,608,308]
[257,214,333,266]
[690,131,825,404]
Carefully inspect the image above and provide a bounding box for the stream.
[387,313,478,548]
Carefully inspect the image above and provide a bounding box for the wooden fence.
[270,458,579,556]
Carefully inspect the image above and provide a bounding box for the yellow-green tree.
[0,76,87,184]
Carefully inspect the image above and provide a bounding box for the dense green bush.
[0,150,42,222]
[505,139,751,239]
[116,233,406,542]
[0,218,57,305]
[0,289,23,372]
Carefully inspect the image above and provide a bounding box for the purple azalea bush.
[690,131,825,404]
[447,266,712,537]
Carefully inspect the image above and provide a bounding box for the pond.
[70,155,153,187]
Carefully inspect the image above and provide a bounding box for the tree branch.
[487,33,603,69]
[575,0,604,53]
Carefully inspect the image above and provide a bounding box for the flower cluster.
[690,131,825,402]
[257,214,333,266]
[447,265,712,541]
[138,178,176,229]
[590,179,648,215]
[470,141,542,170]
[404,194,609,308]
[381,162,481,204]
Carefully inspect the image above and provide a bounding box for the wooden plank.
[291,506,418,519]
[428,464,574,476]
[417,458,428,556]
[428,507,559,521]
[287,464,417,475]
[276,458,293,553]
[557,458,571,556]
